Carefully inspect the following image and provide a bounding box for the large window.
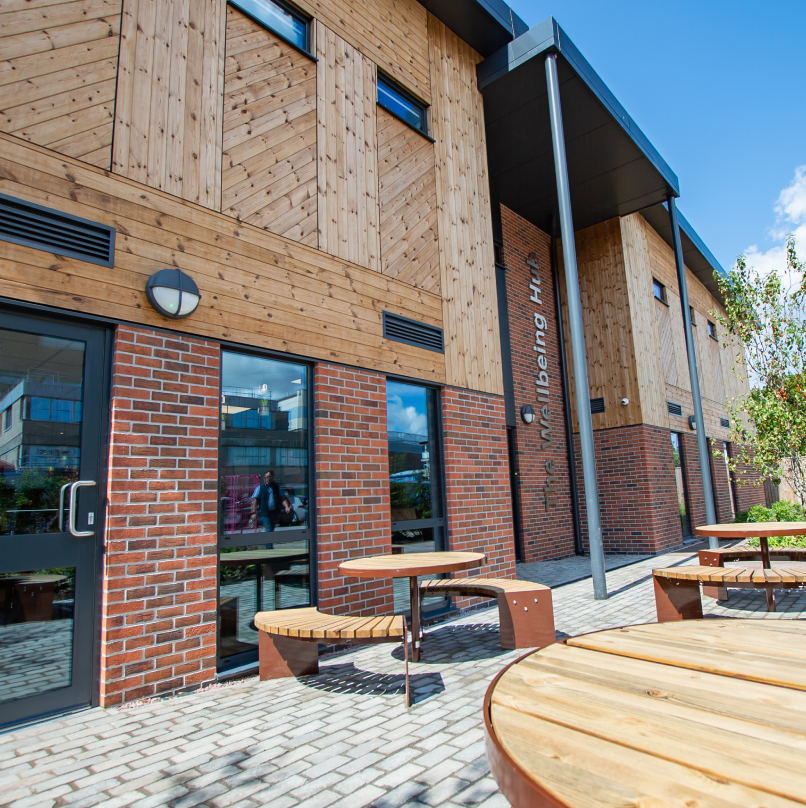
[386,380,445,611]
[229,0,310,52]
[217,351,311,672]
[670,432,691,538]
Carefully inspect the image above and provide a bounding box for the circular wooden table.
[485,619,806,808]
[339,551,485,661]
[696,521,806,609]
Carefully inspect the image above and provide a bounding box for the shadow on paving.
[302,660,445,704]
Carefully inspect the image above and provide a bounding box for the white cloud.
[386,393,426,436]
[743,165,806,280]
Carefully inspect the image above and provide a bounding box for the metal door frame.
[0,307,111,728]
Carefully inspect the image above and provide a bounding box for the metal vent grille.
[590,397,605,414]
[383,312,444,353]
[0,192,115,267]
[667,401,683,416]
[720,417,730,429]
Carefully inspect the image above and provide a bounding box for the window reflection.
[0,329,84,535]
[671,433,691,538]
[218,352,311,671]
[387,381,445,613]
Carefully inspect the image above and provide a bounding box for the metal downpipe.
[667,195,718,548]
[545,53,607,598]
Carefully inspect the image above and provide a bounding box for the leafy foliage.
[739,500,806,548]
[713,235,806,506]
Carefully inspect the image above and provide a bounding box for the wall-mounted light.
[521,405,535,425]
[688,415,697,431]
[146,268,201,319]
[621,398,630,406]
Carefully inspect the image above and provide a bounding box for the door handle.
[58,482,71,532]
[68,480,96,537]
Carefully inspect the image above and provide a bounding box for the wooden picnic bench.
[419,578,555,650]
[254,607,410,706]
[653,565,806,621]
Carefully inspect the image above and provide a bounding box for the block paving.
[2,549,805,808]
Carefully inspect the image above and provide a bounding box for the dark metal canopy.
[418,0,528,57]
[478,18,679,235]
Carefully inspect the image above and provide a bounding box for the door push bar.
[63,480,97,537]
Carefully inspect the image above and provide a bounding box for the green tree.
[713,235,806,507]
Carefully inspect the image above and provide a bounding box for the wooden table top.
[339,551,485,578]
[695,521,806,538]
[485,619,806,807]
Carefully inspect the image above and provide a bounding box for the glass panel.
[0,567,75,703]
[378,76,425,133]
[391,527,446,613]
[230,0,307,49]
[219,352,309,540]
[723,442,737,519]
[0,329,85,535]
[387,381,442,523]
[218,543,309,664]
[671,433,691,537]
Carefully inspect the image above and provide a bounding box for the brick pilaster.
[100,326,219,706]
[314,363,394,615]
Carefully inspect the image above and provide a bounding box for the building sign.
[527,252,556,510]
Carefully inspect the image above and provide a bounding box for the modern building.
[0,0,763,726]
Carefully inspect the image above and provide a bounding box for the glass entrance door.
[0,311,106,727]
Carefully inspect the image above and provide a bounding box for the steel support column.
[667,195,718,548]
[545,53,607,598]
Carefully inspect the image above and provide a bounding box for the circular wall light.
[146,268,201,319]
[520,404,535,425]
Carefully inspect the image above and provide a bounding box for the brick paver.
[2,549,805,808]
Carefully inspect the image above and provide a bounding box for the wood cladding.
[0,0,122,169]
[294,0,430,103]
[558,217,645,432]
[428,14,502,396]
[316,21,380,271]
[221,7,317,246]
[0,132,446,382]
[377,107,440,293]
[112,0,225,210]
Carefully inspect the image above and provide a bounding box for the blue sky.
[505,0,806,275]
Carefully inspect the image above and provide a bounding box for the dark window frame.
[670,431,693,539]
[377,73,432,140]
[689,306,697,325]
[228,0,314,59]
[652,278,668,305]
[707,320,718,340]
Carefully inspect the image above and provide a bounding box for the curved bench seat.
[652,565,806,621]
[254,607,409,705]
[419,577,555,651]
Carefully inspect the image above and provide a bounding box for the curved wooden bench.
[698,547,806,599]
[255,607,410,706]
[653,565,806,621]
[419,578,555,650]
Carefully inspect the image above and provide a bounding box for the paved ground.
[2,548,805,808]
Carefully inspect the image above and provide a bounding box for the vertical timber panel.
[113,0,225,210]
[377,107,440,293]
[221,7,317,246]
[0,0,122,169]
[316,21,379,271]
[428,13,502,396]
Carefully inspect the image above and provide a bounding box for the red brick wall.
[730,443,767,512]
[709,439,736,522]
[101,326,220,706]
[573,425,682,554]
[501,205,576,562]
[314,363,394,615]
[441,388,517,578]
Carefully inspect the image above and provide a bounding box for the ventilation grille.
[383,312,444,353]
[667,401,683,416]
[590,397,605,414]
[0,193,115,267]
[720,417,730,429]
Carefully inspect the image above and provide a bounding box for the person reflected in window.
[249,470,291,532]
